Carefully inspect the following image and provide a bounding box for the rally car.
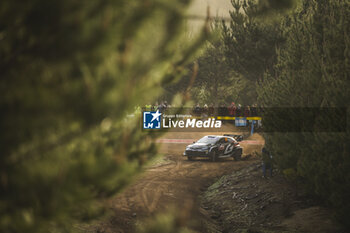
[183,135,242,162]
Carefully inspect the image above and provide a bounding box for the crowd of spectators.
[139,101,261,127]
[192,102,259,117]
[141,101,260,118]
[144,101,172,112]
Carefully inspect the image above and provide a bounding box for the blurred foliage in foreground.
[0,0,207,232]
[136,209,194,233]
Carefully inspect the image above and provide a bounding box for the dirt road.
[96,129,264,233]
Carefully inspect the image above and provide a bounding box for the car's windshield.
[197,136,218,144]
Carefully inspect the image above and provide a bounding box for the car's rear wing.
[224,134,243,141]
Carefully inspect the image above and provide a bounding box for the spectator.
[194,103,201,116]
[145,104,152,111]
[153,102,159,111]
[228,102,236,116]
[218,103,226,116]
[236,104,242,116]
[262,147,273,178]
[244,105,251,117]
[251,104,257,117]
[208,104,215,117]
[157,102,164,112]
[202,104,208,118]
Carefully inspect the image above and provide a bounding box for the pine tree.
[222,0,284,83]
[163,25,254,106]
[193,40,244,106]
[257,0,350,226]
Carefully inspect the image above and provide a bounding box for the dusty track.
[98,129,264,233]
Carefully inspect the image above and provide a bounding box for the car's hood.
[187,142,211,149]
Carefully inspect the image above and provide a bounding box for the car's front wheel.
[210,150,218,162]
[232,148,242,161]
[187,156,194,161]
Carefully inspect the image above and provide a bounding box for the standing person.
[153,102,159,111]
[236,104,242,116]
[244,105,251,126]
[202,104,209,118]
[195,103,202,116]
[251,104,257,117]
[244,106,251,117]
[218,103,225,116]
[228,102,236,116]
[208,104,214,117]
[145,104,152,111]
[262,147,273,178]
[157,102,164,112]
[223,103,230,116]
